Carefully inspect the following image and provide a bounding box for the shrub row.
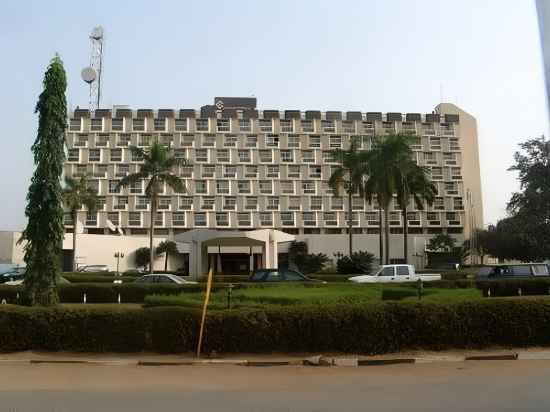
[476,278,550,297]
[2,299,550,353]
[63,275,137,284]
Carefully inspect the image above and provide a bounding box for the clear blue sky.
[0,0,547,231]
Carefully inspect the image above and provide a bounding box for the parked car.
[77,265,109,273]
[0,267,26,284]
[348,264,442,283]
[476,263,550,279]
[248,268,324,283]
[134,273,198,285]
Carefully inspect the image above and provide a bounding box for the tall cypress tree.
[21,55,67,305]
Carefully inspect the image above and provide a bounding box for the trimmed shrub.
[2,299,550,353]
[63,275,137,284]
[335,251,374,275]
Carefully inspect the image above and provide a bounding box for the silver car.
[134,273,198,285]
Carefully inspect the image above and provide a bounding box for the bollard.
[518,288,522,296]
[117,293,121,304]
[1,299,6,305]
[16,292,19,302]
[227,284,234,309]
[488,288,491,297]
[83,293,87,304]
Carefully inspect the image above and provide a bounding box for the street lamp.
[114,252,125,276]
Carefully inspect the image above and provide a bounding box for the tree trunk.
[149,194,156,274]
[378,208,384,265]
[403,205,408,264]
[348,191,353,257]
[384,208,390,265]
[164,252,168,271]
[72,209,77,272]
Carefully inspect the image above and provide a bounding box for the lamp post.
[114,252,124,276]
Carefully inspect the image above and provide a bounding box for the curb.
[465,353,518,361]
[358,358,415,366]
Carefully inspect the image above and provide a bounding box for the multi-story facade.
[63,97,483,264]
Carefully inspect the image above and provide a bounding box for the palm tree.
[156,240,178,271]
[396,163,437,263]
[62,175,98,271]
[364,134,413,265]
[328,140,368,256]
[117,142,187,273]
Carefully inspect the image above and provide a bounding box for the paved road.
[1,360,550,411]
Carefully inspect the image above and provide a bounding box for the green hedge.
[63,275,137,284]
[476,278,550,297]
[2,299,550,353]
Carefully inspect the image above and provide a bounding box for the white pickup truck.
[348,264,441,283]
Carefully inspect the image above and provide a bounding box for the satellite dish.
[81,67,97,84]
[90,26,104,40]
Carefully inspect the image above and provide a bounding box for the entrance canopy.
[175,229,295,278]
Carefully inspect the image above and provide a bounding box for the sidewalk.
[2,347,550,367]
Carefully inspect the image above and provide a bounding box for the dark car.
[248,268,323,283]
[477,263,550,279]
[0,267,26,284]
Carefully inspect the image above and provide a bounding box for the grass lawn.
[144,283,483,310]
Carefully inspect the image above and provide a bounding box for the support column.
[263,242,270,268]
[249,247,253,273]
[217,245,222,274]
[272,240,278,268]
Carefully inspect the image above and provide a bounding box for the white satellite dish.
[90,26,104,40]
[81,66,97,84]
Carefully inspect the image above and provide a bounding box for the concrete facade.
[61,98,483,264]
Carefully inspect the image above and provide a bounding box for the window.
[131,149,143,162]
[342,120,356,133]
[281,181,294,194]
[238,180,251,194]
[132,119,145,131]
[266,165,279,178]
[238,150,251,163]
[217,180,229,194]
[424,152,437,165]
[259,180,273,194]
[267,196,279,210]
[238,213,251,226]
[302,181,316,194]
[431,167,443,180]
[69,118,82,131]
[129,180,142,194]
[352,197,364,210]
[86,180,99,195]
[310,197,323,210]
[245,165,258,178]
[427,212,439,222]
[287,165,300,178]
[309,135,321,148]
[154,212,164,227]
[288,196,301,210]
[446,212,459,223]
[422,123,435,135]
[430,137,441,150]
[202,134,216,147]
[450,138,460,151]
[174,148,187,160]
[154,118,166,131]
[259,119,273,132]
[302,212,316,226]
[366,212,379,224]
[224,165,237,178]
[451,167,462,180]
[287,134,300,148]
[201,165,215,178]
[260,212,273,226]
[93,164,107,178]
[91,118,103,132]
[114,196,128,210]
[302,120,314,133]
[109,180,120,194]
[224,135,237,147]
[95,134,109,147]
[245,196,258,210]
[454,197,464,210]
[331,197,344,210]
[67,149,79,162]
[280,212,295,226]
[195,180,207,194]
[180,135,195,149]
[74,134,88,147]
[110,148,122,162]
[95,196,106,211]
[196,118,209,132]
[259,150,273,163]
[445,182,458,195]
[280,150,294,162]
[194,213,207,226]
[180,166,193,178]
[434,197,445,210]
[389,212,401,225]
[266,134,279,147]
[201,197,215,210]
[379,267,395,277]
[160,134,173,147]
[329,135,342,148]
[138,134,151,147]
[117,134,131,147]
[322,120,335,133]
[175,118,188,132]
[195,149,208,163]
[346,212,359,226]
[158,197,171,210]
[107,212,120,226]
[223,197,236,210]
[129,212,141,226]
[136,196,149,210]
[173,213,186,226]
[74,164,87,177]
[88,149,101,162]
[217,119,230,132]
[216,213,229,226]
[302,150,315,163]
[217,149,230,163]
[246,135,257,147]
[309,165,322,179]
[324,212,338,226]
[239,119,251,132]
[443,152,457,165]
[280,119,293,133]
[322,151,335,163]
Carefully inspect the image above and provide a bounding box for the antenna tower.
[81,26,104,114]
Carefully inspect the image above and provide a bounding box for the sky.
[0,0,548,231]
